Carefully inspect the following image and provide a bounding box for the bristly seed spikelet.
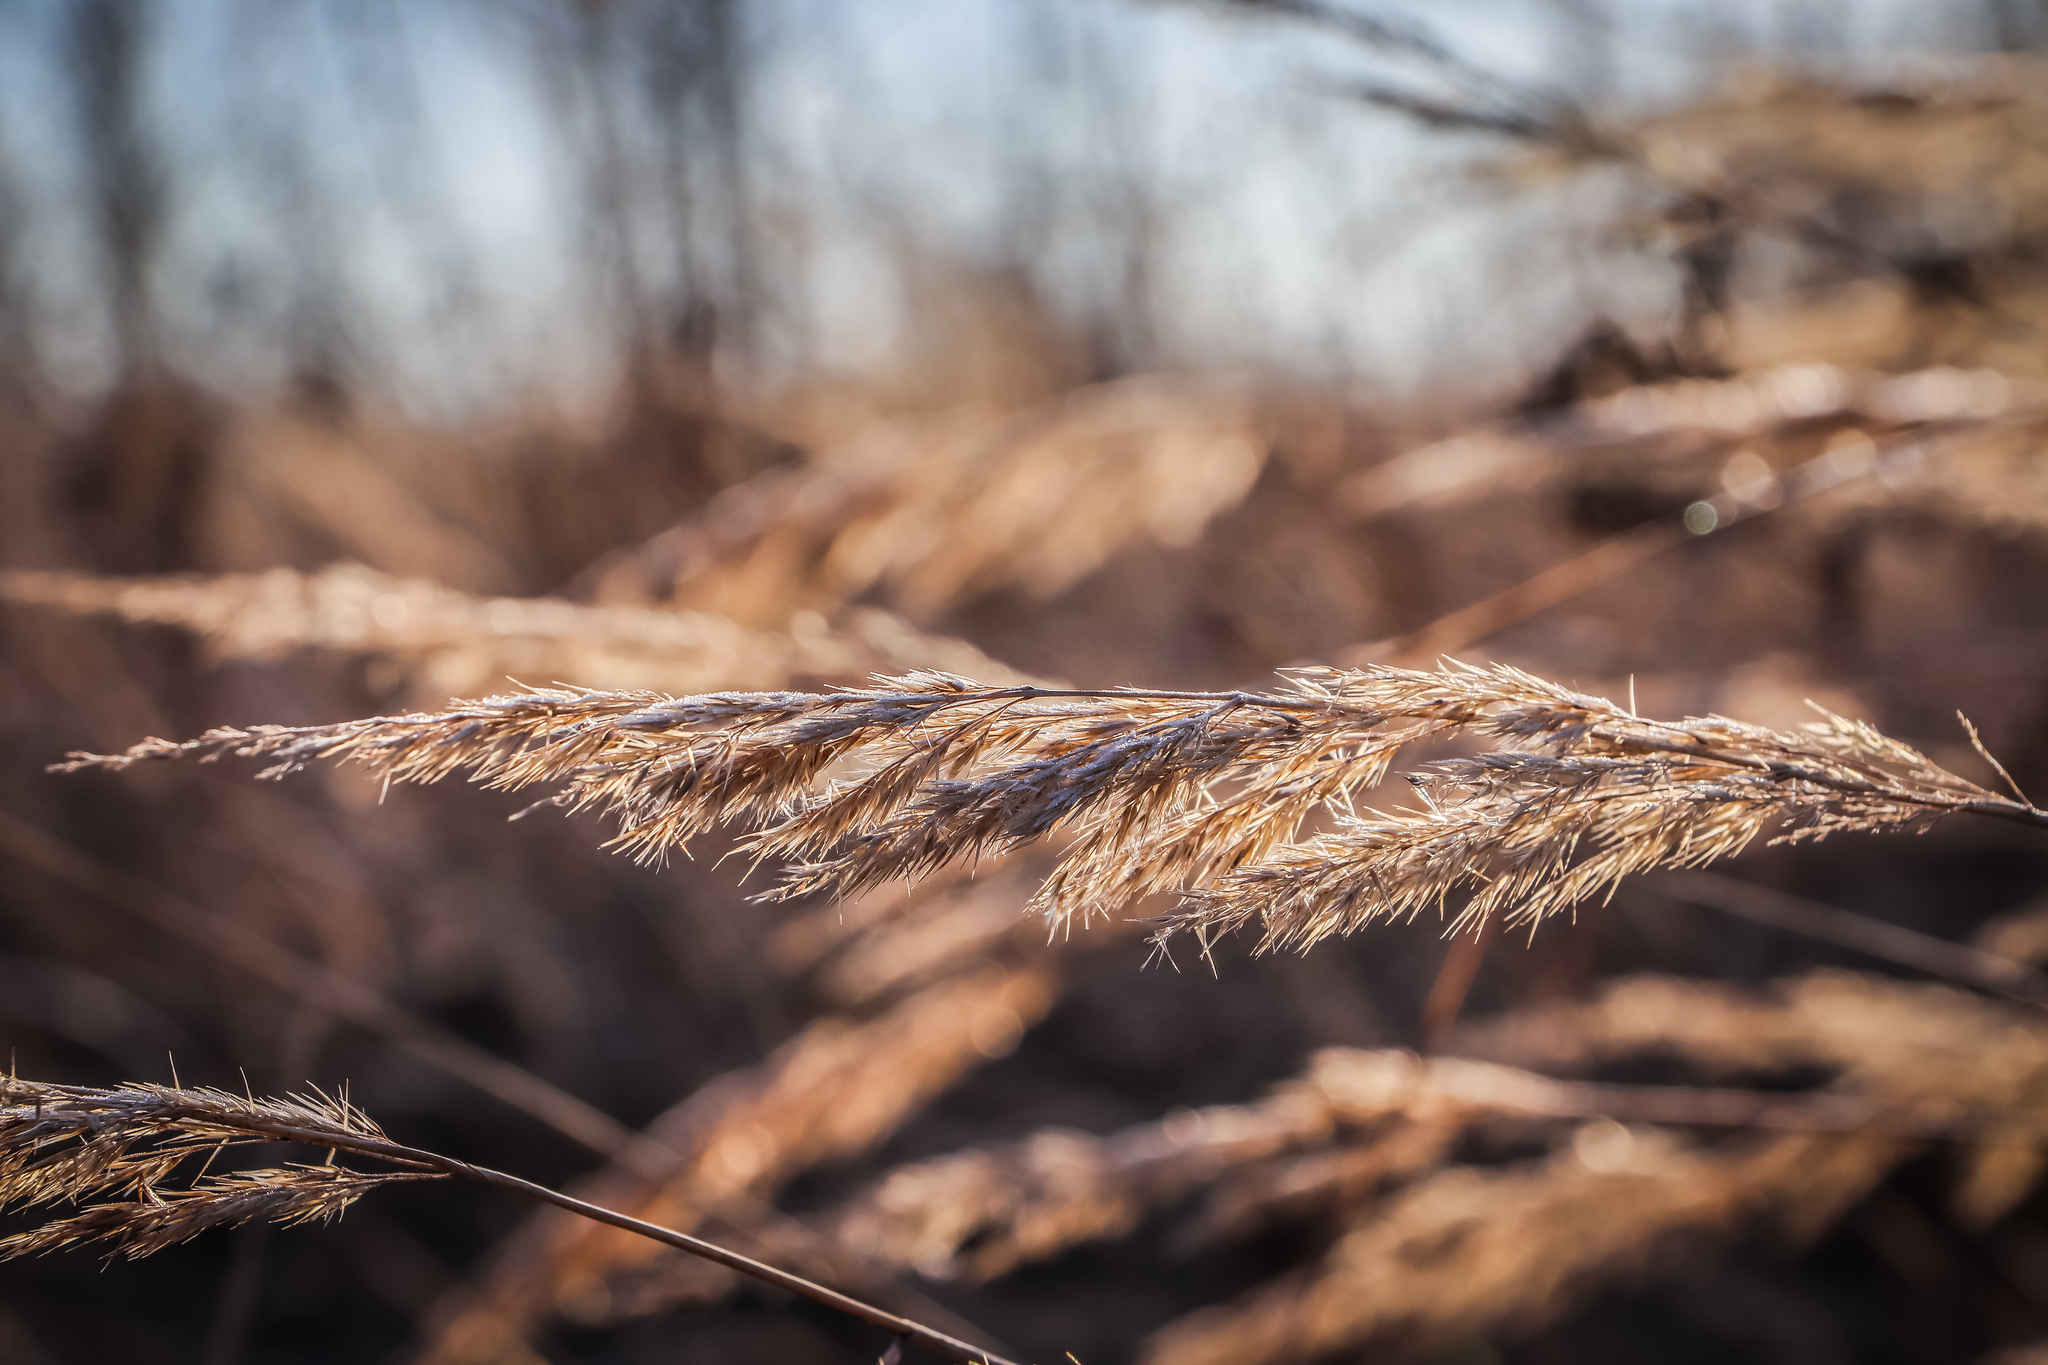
[56,663,2048,955]
[0,1076,433,1260]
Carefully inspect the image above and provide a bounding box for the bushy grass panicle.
[60,662,2048,957]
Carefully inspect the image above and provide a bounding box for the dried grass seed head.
[56,663,2046,953]
[0,1077,435,1262]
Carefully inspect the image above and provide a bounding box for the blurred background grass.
[5,2,2048,1362]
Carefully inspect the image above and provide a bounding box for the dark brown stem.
[171,1112,1021,1365]
[1419,913,1498,1050]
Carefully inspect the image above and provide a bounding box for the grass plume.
[0,1077,429,1260]
[0,1074,1017,1365]
[58,662,2048,953]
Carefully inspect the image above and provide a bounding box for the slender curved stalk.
[332,1129,1018,1363]
[1,1086,1021,1365]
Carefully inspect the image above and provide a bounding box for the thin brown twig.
[360,1137,1019,1364]
[1962,711,2035,808]
[1350,519,1680,666]
[1345,419,1968,668]
[1419,913,1499,1050]
[1659,869,2048,1008]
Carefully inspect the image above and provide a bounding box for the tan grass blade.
[1345,409,2015,668]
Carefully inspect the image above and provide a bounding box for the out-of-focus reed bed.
[8,57,2048,1365]
[12,357,2048,1359]
[807,963,2048,1363]
[1139,966,2048,1365]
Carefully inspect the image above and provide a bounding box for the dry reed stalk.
[1307,1046,2035,1140]
[804,970,2048,1331]
[58,664,2047,953]
[810,966,2048,1357]
[0,563,1035,697]
[0,1076,1019,1365]
[216,407,519,593]
[0,1078,426,1259]
[4,817,1047,1357]
[1448,970,2048,1104]
[412,964,1057,1364]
